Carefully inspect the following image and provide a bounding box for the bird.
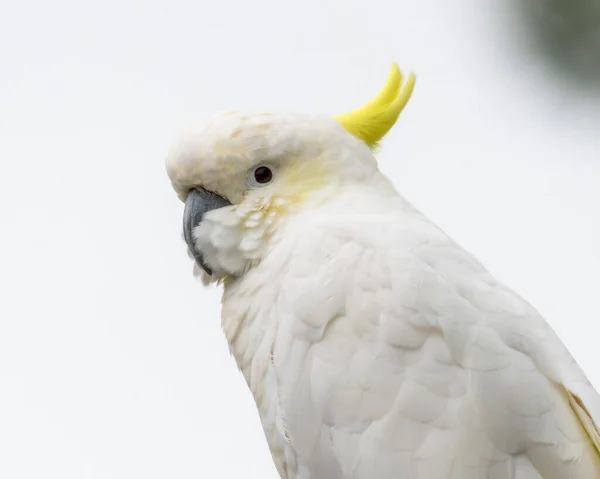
[166,63,600,478]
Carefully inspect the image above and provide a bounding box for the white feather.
[220,187,600,478]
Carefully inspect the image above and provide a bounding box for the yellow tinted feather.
[334,63,416,149]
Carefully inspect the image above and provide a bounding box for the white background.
[1,1,599,478]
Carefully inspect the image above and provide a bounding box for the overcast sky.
[1,1,599,478]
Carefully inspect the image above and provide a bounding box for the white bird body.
[166,64,600,478]
[221,183,600,478]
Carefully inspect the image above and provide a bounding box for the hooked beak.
[183,188,231,275]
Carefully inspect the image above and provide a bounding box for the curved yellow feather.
[334,63,416,149]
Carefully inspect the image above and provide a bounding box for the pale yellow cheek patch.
[239,156,330,235]
[222,156,332,274]
[275,156,329,205]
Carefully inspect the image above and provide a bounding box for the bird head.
[166,63,415,284]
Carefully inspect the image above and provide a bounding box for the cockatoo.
[166,63,600,478]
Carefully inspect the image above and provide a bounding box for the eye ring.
[248,165,274,187]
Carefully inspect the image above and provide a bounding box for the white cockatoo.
[166,64,600,478]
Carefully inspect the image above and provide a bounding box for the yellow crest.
[334,63,416,149]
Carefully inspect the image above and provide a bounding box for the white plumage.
[166,65,600,478]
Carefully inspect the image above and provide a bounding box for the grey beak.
[183,188,231,275]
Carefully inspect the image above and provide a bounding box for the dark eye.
[253,166,273,184]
